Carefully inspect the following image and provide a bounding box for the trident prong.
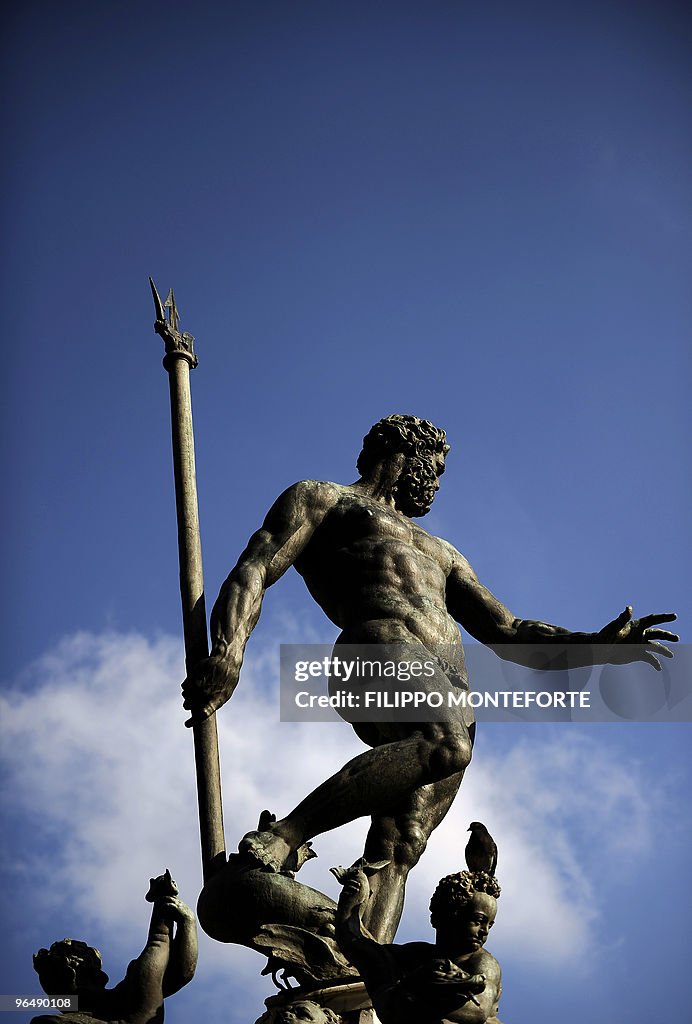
[164,288,181,332]
[149,276,166,322]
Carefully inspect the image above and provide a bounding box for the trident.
[149,278,226,880]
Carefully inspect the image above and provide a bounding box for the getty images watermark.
[279,643,692,723]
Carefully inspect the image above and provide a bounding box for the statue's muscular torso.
[293,482,464,657]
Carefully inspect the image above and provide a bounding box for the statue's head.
[33,939,108,995]
[430,870,501,954]
[357,414,450,517]
[273,1000,341,1023]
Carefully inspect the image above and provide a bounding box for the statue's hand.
[597,606,678,670]
[181,642,241,726]
[427,959,484,991]
[159,894,196,925]
[404,959,486,1011]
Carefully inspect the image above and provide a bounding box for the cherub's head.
[273,1000,341,1024]
[33,939,108,995]
[430,870,501,954]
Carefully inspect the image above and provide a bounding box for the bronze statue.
[333,861,503,1024]
[183,414,677,944]
[31,871,197,1024]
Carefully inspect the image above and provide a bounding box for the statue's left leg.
[359,769,465,944]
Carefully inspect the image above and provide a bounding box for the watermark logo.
[279,643,692,723]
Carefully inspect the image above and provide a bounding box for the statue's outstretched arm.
[182,480,336,723]
[445,547,677,670]
[110,895,196,1021]
[160,895,197,997]
[110,905,171,1023]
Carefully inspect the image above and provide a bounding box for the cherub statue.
[31,870,197,1024]
[333,862,503,1024]
[256,998,342,1023]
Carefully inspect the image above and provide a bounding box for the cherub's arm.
[110,903,171,1024]
[182,480,337,723]
[445,547,677,669]
[110,895,196,1023]
[442,952,501,1023]
[161,896,197,997]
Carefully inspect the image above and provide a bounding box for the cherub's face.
[456,893,496,953]
[274,1001,333,1023]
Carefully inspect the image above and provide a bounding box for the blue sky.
[2,3,690,1022]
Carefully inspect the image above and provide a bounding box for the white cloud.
[0,629,670,1020]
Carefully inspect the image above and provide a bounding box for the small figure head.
[430,870,500,955]
[33,939,108,995]
[273,1000,341,1023]
[357,414,450,517]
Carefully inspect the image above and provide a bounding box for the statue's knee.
[429,730,472,779]
[394,818,428,867]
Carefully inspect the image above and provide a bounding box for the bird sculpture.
[464,821,498,875]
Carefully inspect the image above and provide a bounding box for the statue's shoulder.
[289,478,343,493]
[466,946,501,979]
[431,535,477,578]
[280,479,352,514]
[31,1016,105,1024]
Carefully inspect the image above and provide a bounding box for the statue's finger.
[638,612,677,628]
[644,629,680,642]
[641,651,662,671]
[645,641,674,658]
[182,691,203,711]
[606,606,632,632]
[184,703,212,728]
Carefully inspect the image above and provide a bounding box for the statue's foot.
[239,810,317,874]
[239,829,317,874]
[239,829,294,873]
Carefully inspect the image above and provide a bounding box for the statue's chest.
[325,498,415,547]
[317,499,448,568]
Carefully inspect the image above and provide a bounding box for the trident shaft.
[149,277,226,880]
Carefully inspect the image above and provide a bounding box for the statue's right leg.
[239,719,472,873]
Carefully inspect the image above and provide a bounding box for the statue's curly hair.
[357,414,450,478]
[33,939,108,993]
[268,1001,342,1023]
[429,870,501,930]
[311,1003,341,1024]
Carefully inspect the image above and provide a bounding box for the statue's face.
[37,956,78,995]
[455,892,496,953]
[274,1001,333,1023]
[36,948,107,996]
[394,451,446,517]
